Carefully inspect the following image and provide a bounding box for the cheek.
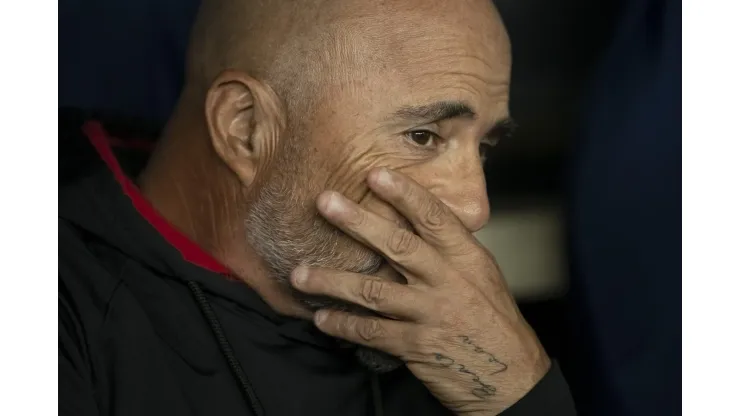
[325,141,430,204]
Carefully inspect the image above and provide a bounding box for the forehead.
[317,6,511,123]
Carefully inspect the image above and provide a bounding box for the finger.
[313,309,410,357]
[317,191,445,284]
[365,168,471,251]
[290,267,430,321]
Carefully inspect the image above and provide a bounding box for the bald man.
[59,0,575,415]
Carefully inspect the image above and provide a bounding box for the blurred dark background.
[60,0,620,198]
[60,0,680,414]
[487,0,620,198]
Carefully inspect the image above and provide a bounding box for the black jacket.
[59,117,576,416]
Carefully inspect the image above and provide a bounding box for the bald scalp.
[185,0,504,124]
[186,0,375,119]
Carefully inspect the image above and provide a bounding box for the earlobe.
[205,70,260,186]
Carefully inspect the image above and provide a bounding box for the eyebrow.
[391,100,517,143]
[392,101,476,123]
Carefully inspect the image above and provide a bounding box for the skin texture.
[139,0,549,413]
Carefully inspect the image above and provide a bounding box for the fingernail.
[375,168,394,188]
[292,267,309,286]
[321,192,344,215]
[314,310,328,325]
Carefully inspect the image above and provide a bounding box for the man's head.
[149,0,512,372]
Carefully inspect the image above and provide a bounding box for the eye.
[405,130,440,148]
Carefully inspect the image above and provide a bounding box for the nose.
[435,163,490,232]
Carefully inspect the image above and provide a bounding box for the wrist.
[464,356,553,416]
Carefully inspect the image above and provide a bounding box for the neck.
[138,104,312,320]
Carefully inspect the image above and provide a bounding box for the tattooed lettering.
[432,336,508,399]
[434,353,497,398]
[457,335,508,375]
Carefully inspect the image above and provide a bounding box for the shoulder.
[59,219,128,333]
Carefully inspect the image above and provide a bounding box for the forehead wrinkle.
[273,19,398,122]
[280,5,510,125]
[380,34,509,95]
[381,15,507,55]
[306,8,508,87]
[394,37,508,73]
[407,68,509,102]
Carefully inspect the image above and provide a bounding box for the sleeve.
[501,361,576,415]
[59,292,100,416]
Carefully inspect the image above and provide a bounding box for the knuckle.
[356,317,385,341]
[387,228,420,256]
[421,201,447,229]
[359,278,389,306]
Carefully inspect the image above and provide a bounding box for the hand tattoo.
[458,335,508,375]
[433,336,508,399]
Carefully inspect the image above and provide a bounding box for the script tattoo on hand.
[433,336,508,399]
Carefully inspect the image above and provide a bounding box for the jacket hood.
[59,119,339,351]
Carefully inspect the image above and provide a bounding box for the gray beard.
[244,175,404,374]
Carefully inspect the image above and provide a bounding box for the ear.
[205,70,284,186]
